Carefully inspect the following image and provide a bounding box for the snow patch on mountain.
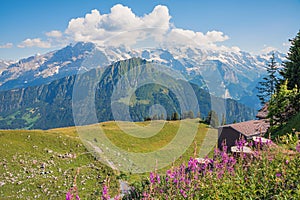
[0,42,285,109]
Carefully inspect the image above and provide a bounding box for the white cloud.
[63,4,236,52]
[18,38,51,48]
[19,4,239,52]
[0,43,13,48]
[65,4,172,46]
[165,28,230,49]
[46,30,62,38]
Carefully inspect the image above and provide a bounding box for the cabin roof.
[220,119,270,137]
[256,103,269,119]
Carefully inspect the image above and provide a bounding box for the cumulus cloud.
[165,28,230,48]
[46,30,63,38]
[18,38,51,48]
[0,43,13,48]
[63,4,235,51]
[19,4,238,52]
[65,4,171,46]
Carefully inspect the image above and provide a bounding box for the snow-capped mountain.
[0,42,285,108]
[0,59,14,74]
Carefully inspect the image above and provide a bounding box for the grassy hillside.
[276,112,300,135]
[0,128,118,199]
[0,119,216,199]
[270,112,300,140]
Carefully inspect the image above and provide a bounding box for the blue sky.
[0,0,299,60]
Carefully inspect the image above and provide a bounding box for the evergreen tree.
[152,114,158,120]
[160,113,164,120]
[257,53,279,105]
[181,111,188,119]
[172,112,180,120]
[268,30,300,127]
[268,80,298,125]
[205,110,219,128]
[197,111,201,119]
[221,113,226,125]
[187,110,194,119]
[280,30,300,91]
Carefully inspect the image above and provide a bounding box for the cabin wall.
[218,127,243,150]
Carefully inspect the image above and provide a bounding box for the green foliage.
[205,110,219,128]
[268,80,299,125]
[171,112,180,120]
[268,31,300,134]
[257,53,279,105]
[120,140,300,199]
[278,132,298,146]
[280,30,300,91]
[271,112,300,138]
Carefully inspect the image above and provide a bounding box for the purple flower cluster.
[296,141,300,153]
[141,137,276,199]
[66,137,279,199]
[235,137,247,150]
[142,142,241,199]
[102,184,110,200]
[65,187,80,200]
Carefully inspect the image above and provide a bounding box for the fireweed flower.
[180,189,188,198]
[285,160,289,165]
[296,142,300,153]
[214,148,220,157]
[188,157,198,172]
[66,191,73,200]
[156,174,161,184]
[102,185,110,200]
[266,139,272,146]
[142,192,149,199]
[217,170,224,179]
[150,172,155,184]
[113,194,121,200]
[248,140,253,147]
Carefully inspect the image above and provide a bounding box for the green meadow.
[0,119,215,199]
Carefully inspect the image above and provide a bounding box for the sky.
[0,0,299,61]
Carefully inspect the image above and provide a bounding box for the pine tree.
[187,110,194,119]
[172,112,180,120]
[257,53,279,105]
[205,110,219,128]
[160,113,164,120]
[268,80,298,125]
[197,111,201,119]
[280,30,300,91]
[221,113,226,125]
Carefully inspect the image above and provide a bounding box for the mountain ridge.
[0,42,285,109]
[0,58,255,129]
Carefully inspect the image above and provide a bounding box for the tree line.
[144,110,225,128]
[257,30,300,127]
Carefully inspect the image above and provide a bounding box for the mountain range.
[0,42,285,108]
[0,58,256,129]
[0,42,286,129]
